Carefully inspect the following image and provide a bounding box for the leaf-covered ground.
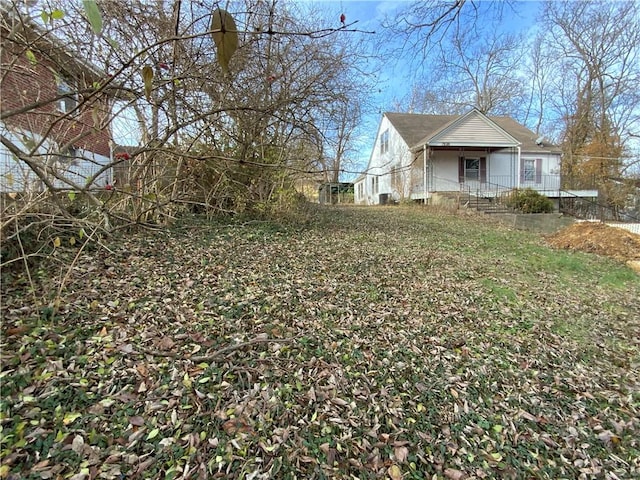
[2,206,639,480]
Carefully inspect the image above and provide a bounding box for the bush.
[505,188,554,213]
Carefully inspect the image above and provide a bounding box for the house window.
[521,158,543,184]
[522,159,535,182]
[465,158,479,181]
[391,164,400,190]
[380,129,389,155]
[57,76,78,113]
[370,175,379,195]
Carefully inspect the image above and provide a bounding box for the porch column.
[423,145,427,203]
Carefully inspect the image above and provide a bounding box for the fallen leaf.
[118,343,135,354]
[63,412,82,425]
[71,434,85,454]
[129,416,145,427]
[157,336,175,350]
[4,326,28,336]
[597,430,621,445]
[394,445,409,463]
[222,418,253,435]
[135,458,154,475]
[519,410,538,423]
[330,397,349,407]
[444,468,468,480]
[388,464,402,480]
[136,363,148,377]
[69,473,88,480]
[31,460,50,471]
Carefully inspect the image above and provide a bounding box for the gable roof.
[384,109,561,154]
[424,109,519,148]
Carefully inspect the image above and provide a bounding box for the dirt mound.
[547,222,640,264]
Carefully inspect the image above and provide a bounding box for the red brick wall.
[1,41,112,158]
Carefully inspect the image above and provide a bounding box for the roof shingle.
[384,111,560,153]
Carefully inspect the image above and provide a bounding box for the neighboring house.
[354,108,597,206]
[0,8,113,193]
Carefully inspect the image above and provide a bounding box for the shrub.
[505,188,554,213]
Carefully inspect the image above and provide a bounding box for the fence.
[605,222,640,235]
[558,192,640,223]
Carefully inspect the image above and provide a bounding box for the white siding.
[519,152,561,191]
[362,115,413,204]
[1,124,112,192]
[430,111,518,147]
[431,151,461,191]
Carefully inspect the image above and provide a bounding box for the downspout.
[423,144,427,205]
[516,146,521,189]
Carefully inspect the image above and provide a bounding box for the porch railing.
[411,174,562,199]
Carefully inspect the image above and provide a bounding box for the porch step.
[436,192,513,214]
[460,195,512,214]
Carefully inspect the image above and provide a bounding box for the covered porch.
[408,145,566,200]
[406,109,567,202]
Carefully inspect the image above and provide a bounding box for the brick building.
[1,7,114,192]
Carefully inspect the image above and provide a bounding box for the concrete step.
[462,195,514,214]
[432,192,513,214]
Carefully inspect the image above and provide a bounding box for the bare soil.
[547,221,640,264]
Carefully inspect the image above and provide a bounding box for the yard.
[1,205,639,479]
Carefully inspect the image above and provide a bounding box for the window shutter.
[480,157,487,183]
[458,157,464,183]
[520,158,525,182]
[535,158,542,184]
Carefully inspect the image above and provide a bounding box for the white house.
[355,109,595,206]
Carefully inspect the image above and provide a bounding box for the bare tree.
[540,0,640,193]
[520,35,555,136]
[402,23,527,118]
[382,0,515,60]
[2,0,373,211]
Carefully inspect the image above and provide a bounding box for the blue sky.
[305,0,541,107]
[297,0,544,177]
